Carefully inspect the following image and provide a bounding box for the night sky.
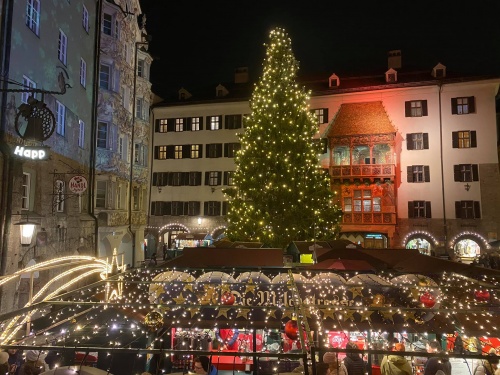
[139,0,500,99]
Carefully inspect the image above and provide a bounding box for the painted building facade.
[95,0,152,267]
[149,56,500,260]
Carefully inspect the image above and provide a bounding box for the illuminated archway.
[403,231,438,256]
[452,234,484,262]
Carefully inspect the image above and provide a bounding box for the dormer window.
[432,63,446,78]
[329,73,339,88]
[385,68,397,83]
[178,88,192,100]
[216,84,228,97]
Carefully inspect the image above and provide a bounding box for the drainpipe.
[88,0,104,255]
[0,0,14,281]
[438,82,448,251]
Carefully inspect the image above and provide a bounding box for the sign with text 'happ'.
[69,175,88,194]
[13,145,49,160]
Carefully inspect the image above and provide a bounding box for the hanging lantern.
[221,291,235,305]
[284,319,298,340]
[419,292,436,308]
[474,290,490,302]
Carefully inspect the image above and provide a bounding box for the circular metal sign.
[69,175,88,194]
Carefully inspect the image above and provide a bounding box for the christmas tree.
[225,27,342,249]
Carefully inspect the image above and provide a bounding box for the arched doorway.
[453,236,482,263]
[405,232,435,256]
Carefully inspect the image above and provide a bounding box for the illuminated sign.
[13,145,49,160]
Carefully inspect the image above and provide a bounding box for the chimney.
[388,50,402,69]
[234,67,249,84]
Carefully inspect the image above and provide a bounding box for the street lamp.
[15,218,38,246]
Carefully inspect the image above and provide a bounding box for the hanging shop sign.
[69,175,88,194]
[13,145,49,160]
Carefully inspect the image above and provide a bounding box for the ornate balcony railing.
[330,164,395,179]
[343,212,396,225]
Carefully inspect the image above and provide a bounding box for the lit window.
[175,118,184,132]
[58,30,67,65]
[21,76,36,104]
[157,146,167,159]
[191,144,200,159]
[313,108,328,124]
[210,116,220,130]
[191,117,200,131]
[458,131,470,148]
[159,119,168,133]
[174,145,182,159]
[56,101,66,135]
[80,58,87,88]
[82,5,89,32]
[78,120,85,148]
[410,101,422,117]
[26,0,40,35]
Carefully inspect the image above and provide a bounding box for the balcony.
[330,163,395,180]
[343,211,396,225]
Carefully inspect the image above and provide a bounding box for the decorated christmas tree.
[225,27,342,249]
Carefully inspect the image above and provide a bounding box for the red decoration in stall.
[474,290,490,302]
[221,291,235,305]
[284,319,299,340]
[419,292,436,308]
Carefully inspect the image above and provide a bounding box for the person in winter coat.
[381,343,412,375]
[18,350,45,375]
[0,351,10,375]
[194,356,218,375]
[473,352,498,375]
[343,342,366,375]
[323,352,348,375]
[423,341,452,375]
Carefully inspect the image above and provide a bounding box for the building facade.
[0,0,98,312]
[95,0,152,267]
[149,55,500,260]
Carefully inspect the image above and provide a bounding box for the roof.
[326,101,397,137]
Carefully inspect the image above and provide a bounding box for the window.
[225,114,242,129]
[191,117,201,131]
[407,165,430,183]
[96,181,107,208]
[136,98,143,119]
[188,201,201,216]
[208,115,221,130]
[205,201,221,216]
[224,171,234,186]
[453,164,479,182]
[171,201,184,216]
[452,97,475,115]
[118,136,124,159]
[155,146,167,160]
[116,185,123,209]
[452,131,477,148]
[406,133,429,150]
[174,145,183,159]
[206,143,222,158]
[387,73,396,82]
[312,108,329,124]
[405,100,428,117]
[21,76,36,104]
[82,5,89,32]
[343,189,381,213]
[55,180,65,212]
[133,187,139,210]
[133,144,147,166]
[100,64,111,90]
[78,120,85,148]
[80,58,87,88]
[158,119,168,133]
[455,201,481,219]
[408,201,432,218]
[137,59,145,77]
[97,121,108,148]
[170,172,182,186]
[134,143,140,164]
[207,171,221,186]
[26,0,40,35]
[188,172,202,186]
[225,143,241,158]
[175,118,184,132]
[58,30,67,65]
[103,13,112,35]
[22,172,31,210]
[191,144,200,159]
[56,101,65,135]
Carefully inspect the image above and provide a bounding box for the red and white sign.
[69,175,88,194]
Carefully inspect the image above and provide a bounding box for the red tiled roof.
[327,101,396,137]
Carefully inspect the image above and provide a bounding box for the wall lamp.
[157,186,162,193]
[464,183,471,191]
[14,215,40,246]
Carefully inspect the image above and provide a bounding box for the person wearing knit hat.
[381,342,412,375]
[323,352,347,375]
[0,351,9,375]
[18,350,46,375]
